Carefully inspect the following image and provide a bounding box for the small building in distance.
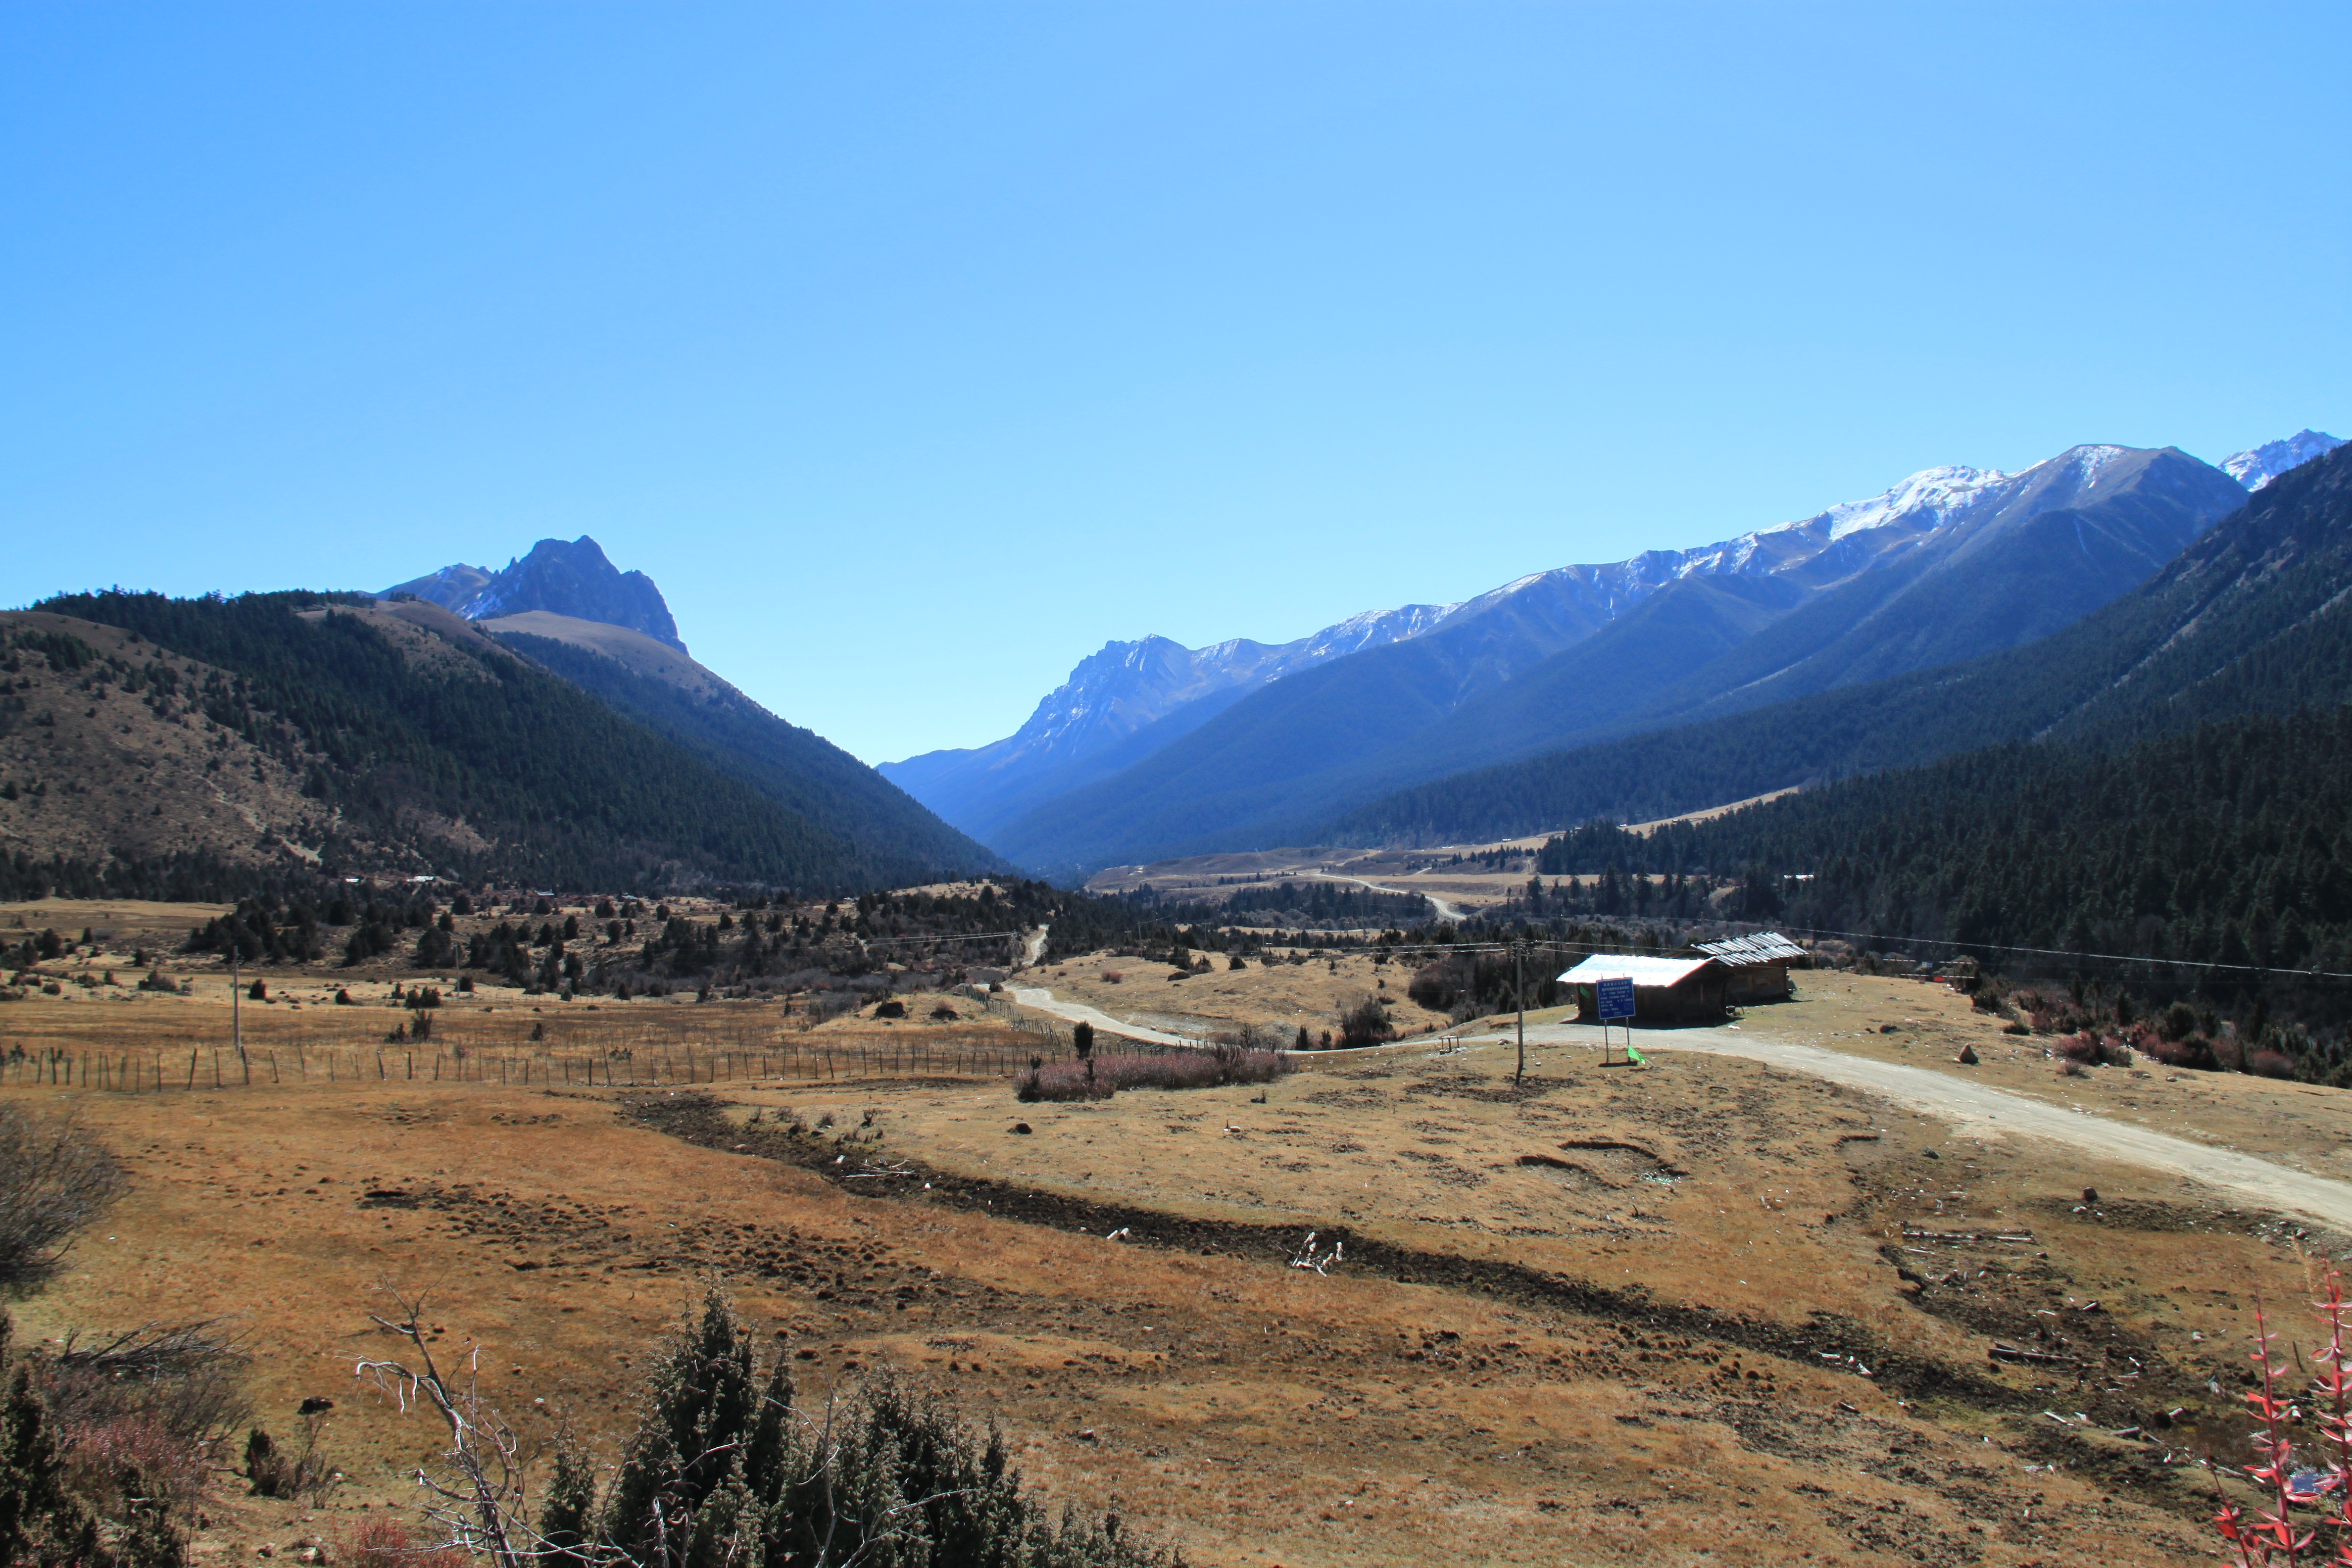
[1557,953,1732,1025]
[1692,931,1808,1005]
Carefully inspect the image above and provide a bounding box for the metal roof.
[1557,954,1720,988]
[1696,931,1807,965]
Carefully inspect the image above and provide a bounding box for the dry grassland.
[5,969,2337,1566]
[1028,950,1460,1044]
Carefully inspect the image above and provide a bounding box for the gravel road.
[1000,980,2352,1230]
[1513,1020,2352,1232]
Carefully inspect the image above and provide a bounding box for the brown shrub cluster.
[1016,1046,1288,1102]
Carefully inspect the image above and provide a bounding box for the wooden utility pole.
[229,948,243,1062]
[1513,938,1526,1086]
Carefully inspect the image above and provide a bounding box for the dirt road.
[1008,985,1204,1048]
[1008,975,2352,1231]
[1303,868,1467,921]
[1499,1019,2352,1232]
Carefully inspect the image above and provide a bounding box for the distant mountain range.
[388,536,686,652]
[890,432,2339,872]
[1336,434,2352,847]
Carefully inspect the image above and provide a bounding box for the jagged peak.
[2222,430,2347,491]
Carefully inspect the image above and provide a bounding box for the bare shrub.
[2146,1034,2221,1071]
[244,1421,340,1501]
[2,1315,245,1550]
[1016,1048,1287,1102]
[2249,1048,2298,1080]
[43,1321,251,1512]
[2056,1032,2132,1068]
[0,1104,128,1288]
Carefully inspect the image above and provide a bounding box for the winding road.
[995,975,2352,1232]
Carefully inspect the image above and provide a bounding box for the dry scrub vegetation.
[7,972,2351,1564]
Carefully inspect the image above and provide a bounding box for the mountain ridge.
[889,434,2320,854]
[1320,437,2352,849]
[980,441,2254,870]
[2,590,1000,896]
[387,536,686,652]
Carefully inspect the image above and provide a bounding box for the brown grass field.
[9,941,2348,1567]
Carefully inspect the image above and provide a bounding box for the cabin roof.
[1696,931,1807,965]
[1556,954,1721,988]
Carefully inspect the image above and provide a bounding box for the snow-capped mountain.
[2222,430,2345,491]
[892,436,2287,858]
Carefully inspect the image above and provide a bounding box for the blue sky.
[5,2,2346,764]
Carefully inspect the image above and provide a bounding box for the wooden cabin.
[1692,931,1807,1004]
[1556,954,1733,1024]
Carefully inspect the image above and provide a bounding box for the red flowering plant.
[2210,1277,2352,1565]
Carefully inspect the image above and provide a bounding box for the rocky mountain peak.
[2223,430,2346,491]
[383,535,685,652]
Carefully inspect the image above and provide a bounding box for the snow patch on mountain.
[2222,430,2346,491]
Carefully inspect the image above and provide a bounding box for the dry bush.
[42,1320,252,1522]
[0,1103,129,1288]
[2249,1048,2298,1080]
[2145,1034,2222,1072]
[344,1515,466,1568]
[1016,1048,1288,1102]
[2056,1032,2133,1068]
[242,1417,340,1504]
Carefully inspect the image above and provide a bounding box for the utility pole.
[229,946,243,1060]
[1513,937,1526,1086]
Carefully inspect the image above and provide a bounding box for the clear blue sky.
[5,3,2346,764]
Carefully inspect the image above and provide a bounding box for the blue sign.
[1596,975,1636,1021]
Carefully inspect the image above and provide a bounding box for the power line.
[1766,923,2352,983]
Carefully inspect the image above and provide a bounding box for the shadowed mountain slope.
[486,616,1003,882]
[987,444,2249,870]
[7,590,990,896]
[1323,439,2352,847]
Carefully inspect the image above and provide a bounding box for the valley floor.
[4,972,2335,1565]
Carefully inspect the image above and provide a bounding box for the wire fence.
[0,1030,1070,1094]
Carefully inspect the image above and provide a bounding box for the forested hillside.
[493,630,1003,881]
[1532,707,2352,1006]
[11,590,980,896]
[1221,879,1432,929]
[1330,440,2352,846]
